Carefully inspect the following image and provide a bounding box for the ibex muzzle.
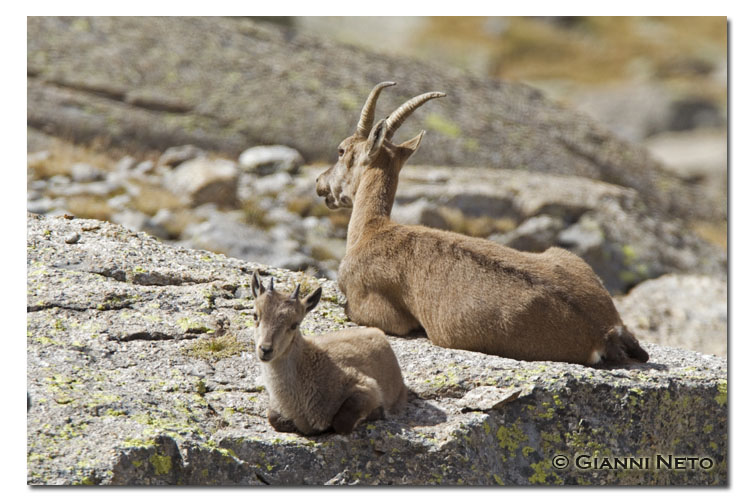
[316,81,445,211]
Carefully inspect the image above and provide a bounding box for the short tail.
[602,325,649,364]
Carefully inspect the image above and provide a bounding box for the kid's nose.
[258,344,273,360]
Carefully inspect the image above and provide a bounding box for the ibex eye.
[290,322,298,330]
[252,313,258,321]
[338,148,344,157]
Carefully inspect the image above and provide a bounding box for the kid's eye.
[290,322,298,330]
[252,313,259,322]
[338,148,344,157]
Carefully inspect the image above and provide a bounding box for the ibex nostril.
[259,345,273,359]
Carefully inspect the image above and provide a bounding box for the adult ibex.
[251,272,407,435]
[315,81,648,365]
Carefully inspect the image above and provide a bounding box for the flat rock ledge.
[27,213,727,486]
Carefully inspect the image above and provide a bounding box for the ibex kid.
[251,272,407,435]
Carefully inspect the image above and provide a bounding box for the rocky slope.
[27,138,727,296]
[26,16,717,221]
[27,214,727,485]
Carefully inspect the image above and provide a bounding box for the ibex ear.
[251,271,265,299]
[303,287,322,313]
[397,130,425,161]
[366,119,387,160]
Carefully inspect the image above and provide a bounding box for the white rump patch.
[588,349,603,365]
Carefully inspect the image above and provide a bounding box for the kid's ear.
[303,287,322,313]
[251,271,265,299]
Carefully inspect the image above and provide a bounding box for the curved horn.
[268,276,274,292]
[291,283,301,299]
[384,91,446,140]
[355,81,396,138]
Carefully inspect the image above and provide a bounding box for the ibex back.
[316,82,648,365]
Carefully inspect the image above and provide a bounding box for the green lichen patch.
[715,381,727,406]
[463,137,480,152]
[320,309,348,325]
[496,421,527,457]
[423,113,461,138]
[122,437,158,449]
[337,90,359,111]
[149,453,172,475]
[528,460,561,485]
[177,317,214,334]
[295,272,322,297]
[183,333,246,361]
[622,244,638,265]
[196,379,208,397]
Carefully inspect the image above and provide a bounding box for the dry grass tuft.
[65,195,114,221]
[296,268,322,296]
[692,220,727,250]
[27,137,117,181]
[184,333,246,361]
[129,181,185,217]
[242,198,273,229]
[419,17,726,106]
[439,207,517,238]
[154,208,200,239]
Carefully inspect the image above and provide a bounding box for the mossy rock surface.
[27,214,727,485]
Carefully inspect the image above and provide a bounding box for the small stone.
[134,160,155,175]
[114,155,137,171]
[107,194,131,211]
[158,145,206,168]
[27,197,65,215]
[27,151,50,169]
[392,199,449,230]
[166,158,239,208]
[64,232,80,244]
[238,145,304,176]
[49,174,71,186]
[490,215,564,252]
[71,163,105,183]
[111,210,149,233]
[251,171,292,196]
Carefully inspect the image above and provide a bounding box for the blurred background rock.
[26,16,727,356]
[295,16,727,209]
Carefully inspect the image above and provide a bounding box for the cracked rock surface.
[27,213,727,485]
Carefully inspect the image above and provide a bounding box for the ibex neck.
[347,166,398,251]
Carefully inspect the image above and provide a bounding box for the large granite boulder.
[26,16,717,221]
[615,274,727,357]
[27,214,727,485]
[393,166,725,293]
[165,158,239,209]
